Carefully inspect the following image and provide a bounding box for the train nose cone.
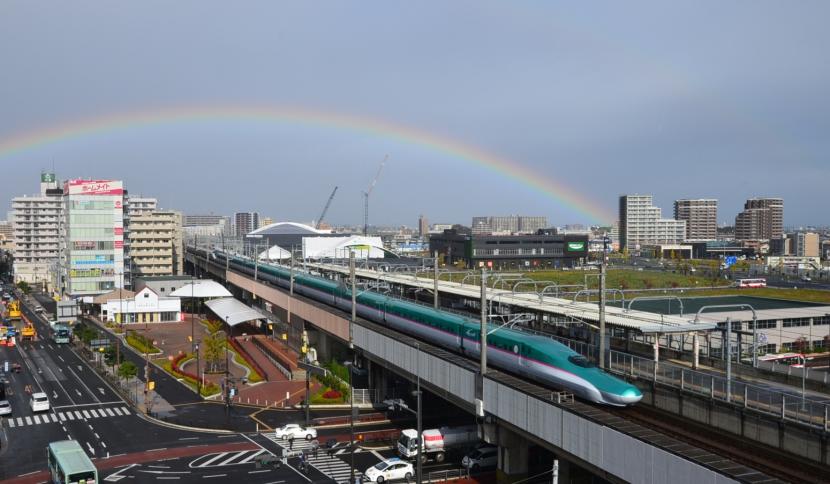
[620,387,643,404]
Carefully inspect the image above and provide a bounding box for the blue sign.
[725,256,738,267]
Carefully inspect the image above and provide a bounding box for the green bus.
[46,440,98,483]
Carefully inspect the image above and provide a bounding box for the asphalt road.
[0,295,238,480]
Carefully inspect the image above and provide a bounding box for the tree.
[104,345,122,366]
[203,331,226,373]
[118,360,138,380]
[16,281,30,295]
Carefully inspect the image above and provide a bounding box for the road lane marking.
[196,453,229,467]
[58,412,66,421]
[90,409,100,418]
[15,417,23,426]
[50,413,58,422]
[217,451,249,466]
[74,411,83,419]
[248,470,270,474]
[82,410,91,418]
[58,356,64,362]
[67,412,76,420]
[119,406,130,415]
[86,441,95,455]
[105,408,115,417]
[112,407,124,416]
[238,450,265,463]
[178,437,199,441]
[7,419,14,428]
[101,442,107,448]
[203,475,226,479]
[147,448,168,452]
[24,416,32,425]
[32,415,41,424]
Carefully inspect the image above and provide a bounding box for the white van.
[30,392,50,412]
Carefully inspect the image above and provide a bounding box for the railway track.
[611,404,829,484]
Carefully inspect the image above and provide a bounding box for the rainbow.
[0,105,614,223]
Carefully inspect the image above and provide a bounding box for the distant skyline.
[1,2,828,227]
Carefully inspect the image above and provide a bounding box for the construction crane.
[315,186,338,229]
[363,155,387,235]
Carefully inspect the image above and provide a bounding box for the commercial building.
[134,275,194,296]
[128,210,183,278]
[418,215,428,238]
[618,195,686,250]
[735,198,783,241]
[470,215,548,235]
[429,230,588,269]
[674,199,717,241]
[234,212,260,237]
[260,216,274,229]
[246,221,338,255]
[183,214,230,227]
[63,179,126,297]
[11,173,64,290]
[793,232,820,257]
[100,286,181,324]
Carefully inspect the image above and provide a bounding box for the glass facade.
[64,180,125,296]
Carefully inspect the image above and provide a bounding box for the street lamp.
[344,360,356,484]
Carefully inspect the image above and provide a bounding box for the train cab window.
[568,355,596,368]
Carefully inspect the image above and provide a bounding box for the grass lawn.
[424,269,830,304]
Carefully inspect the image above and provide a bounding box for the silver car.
[0,400,12,416]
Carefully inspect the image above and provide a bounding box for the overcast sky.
[1,1,827,227]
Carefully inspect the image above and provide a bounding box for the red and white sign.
[114,227,123,236]
[114,240,124,249]
[65,179,124,196]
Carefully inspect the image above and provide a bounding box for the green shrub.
[126,331,160,354]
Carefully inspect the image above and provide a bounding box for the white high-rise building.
[129,210,183,277]
[11,173,63,291]
[619,195,686,250]
[63,179,126,296]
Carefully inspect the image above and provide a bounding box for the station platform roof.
[205,297,270,327]
[304,262,720,334]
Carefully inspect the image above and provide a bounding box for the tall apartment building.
[123,196,158,288]
[63,179,126,296]
[0,221,13,241]
[674,199,717,241]
[470,215,548,235]
[418,215,429,238]
[735,198,783,241]
[11,173,64,290]
[618,195,686,250]
[128,210,183,277]
[260,216,274,229]
[794,232,819,257]
[184,214,227,226]
[234,212,260,237]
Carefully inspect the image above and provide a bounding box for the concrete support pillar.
[496,427,528,483]
[692,332,700,369]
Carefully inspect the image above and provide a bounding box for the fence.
[351,388,377,405]
[517,328,830,431]
[607,350,830,431]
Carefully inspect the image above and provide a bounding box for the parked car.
[30,392,50,412]
[274,423,317,441]
[461,445,498,471]
[0,400,11,416]
[364,457,414,483]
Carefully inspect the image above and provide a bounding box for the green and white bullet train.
[212,251,642,406]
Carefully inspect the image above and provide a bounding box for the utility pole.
[726,317,732,402]
[416,345,423,484]
[480,268,487,375]
[350,251,356,349]
[433,251,439,309]
[599,237,608,368]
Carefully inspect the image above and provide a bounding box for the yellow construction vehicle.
[8,300,21,320]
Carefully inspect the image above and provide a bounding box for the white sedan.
[274,423,317,441]
[0,400,11,416]
[364,458,414,483]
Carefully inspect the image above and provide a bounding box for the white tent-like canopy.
[302,235,388,259]
[169,280,233,299]
[258,245,293,261]
[204,297,271,327]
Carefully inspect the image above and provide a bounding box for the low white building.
[102,287,182,324]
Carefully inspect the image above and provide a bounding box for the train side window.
[568,355,595,368]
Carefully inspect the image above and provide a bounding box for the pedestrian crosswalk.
[263,433,364,483]
[2,406,131,429]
